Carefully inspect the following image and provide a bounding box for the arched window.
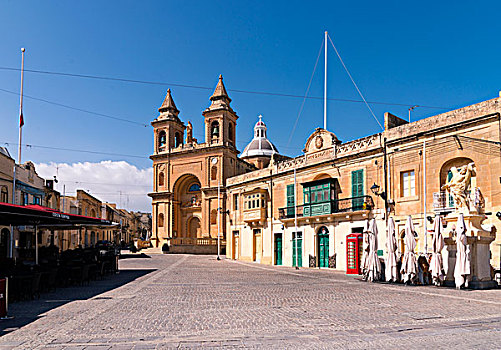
[211,121,220,139]
[175,132,182,147]
[158,130,166,148]
[211,166,218,181]
[228,123,233,141]
[188,183,200,192]
[90,209,96,218]
[158,213,164,227]
[159,172,165,187]
[0,186,8,203]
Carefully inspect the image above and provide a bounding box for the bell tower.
[152,89,186,154]
[202,75,237,148]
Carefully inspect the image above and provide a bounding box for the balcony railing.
[278,195,374,220]
[170,237,226,246]
[433,188,481,214]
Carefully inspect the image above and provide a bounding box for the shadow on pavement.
[119,253,151,259]
[0,268,155,336]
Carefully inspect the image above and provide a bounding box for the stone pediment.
[303,128,340,155]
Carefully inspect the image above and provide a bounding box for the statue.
[186,121,193,143]
[441,162,475,212]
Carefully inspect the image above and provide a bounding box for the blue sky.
[0,1,500,210]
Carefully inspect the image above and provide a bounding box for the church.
[148,75,284,253]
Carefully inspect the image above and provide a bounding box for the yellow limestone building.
[149,76,258,252]
[226,93,501,271]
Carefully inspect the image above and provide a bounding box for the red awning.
[0,202,115,228]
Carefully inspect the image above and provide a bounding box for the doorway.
[274,233,283,265]
[292,232,302,267]
[253,229,262,263]
[188,217,201,239]
[318,226,329,268]
[0,228,9,258]
[232,230,239,260]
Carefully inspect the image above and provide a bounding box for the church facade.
[149,76,262,252]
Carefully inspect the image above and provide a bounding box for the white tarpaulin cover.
[366,218,381,282]
[385,217,398,282]
[429,216,445,286]
[362,219,370,278]
[401,216,418,283]
[454,213,471,289]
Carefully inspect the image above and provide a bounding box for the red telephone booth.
[346,233,363,274]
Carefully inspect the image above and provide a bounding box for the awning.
[0,203,116,228]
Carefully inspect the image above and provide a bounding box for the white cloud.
[35,161,153,212]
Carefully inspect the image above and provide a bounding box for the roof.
[159,88,179,113]
[0,147,12,159]
[210,74,231,103]
[241,116,279,158]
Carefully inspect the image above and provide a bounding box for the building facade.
[226,93,501,271]
[148,76,257,251]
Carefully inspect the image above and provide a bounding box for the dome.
[241,115,279,158]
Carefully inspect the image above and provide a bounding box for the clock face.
[211,157,218,164]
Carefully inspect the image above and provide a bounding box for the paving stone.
[0,254,500,349]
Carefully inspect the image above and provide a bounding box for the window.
[22,192,29,206]
[188,183,201,192]
[351,170,364,210]
[158,172,165,187]
[244,193,266,210]
[211,166,217,181]
[158,130,166,148]
[1,186,7,203]
[211,121,220,139]
[210,209,217,224]
[286,184,295,216]
[228,123,233,141]
[401,170,416,197]
[158,213,164,227]
[233,194,239,210]
[174,132,182,147]
[33,196,41,205]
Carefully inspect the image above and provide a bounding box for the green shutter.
[352,170,364,210]
[287,184,295,217]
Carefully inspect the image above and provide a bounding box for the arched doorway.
[173,174,202,238]
[0,228,10,258]
[188,217,201,238]
[317,226,329,268]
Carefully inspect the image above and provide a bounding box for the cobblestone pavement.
[1,254,501,349]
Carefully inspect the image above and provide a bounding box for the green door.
[275,234,283,265]
[318,230,329,268]
[292,232,302,267]
[286,184,295,217]
[352,169,364,210]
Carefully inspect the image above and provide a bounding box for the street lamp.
[370,182,387,200]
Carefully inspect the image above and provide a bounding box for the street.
[1,254,501,349]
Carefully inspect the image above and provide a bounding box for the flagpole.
[18,47,25,170]
[12,48,25,205]
[9,48,25,259]
[324,31,328,131]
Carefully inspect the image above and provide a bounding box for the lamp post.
[212,157,221,260]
